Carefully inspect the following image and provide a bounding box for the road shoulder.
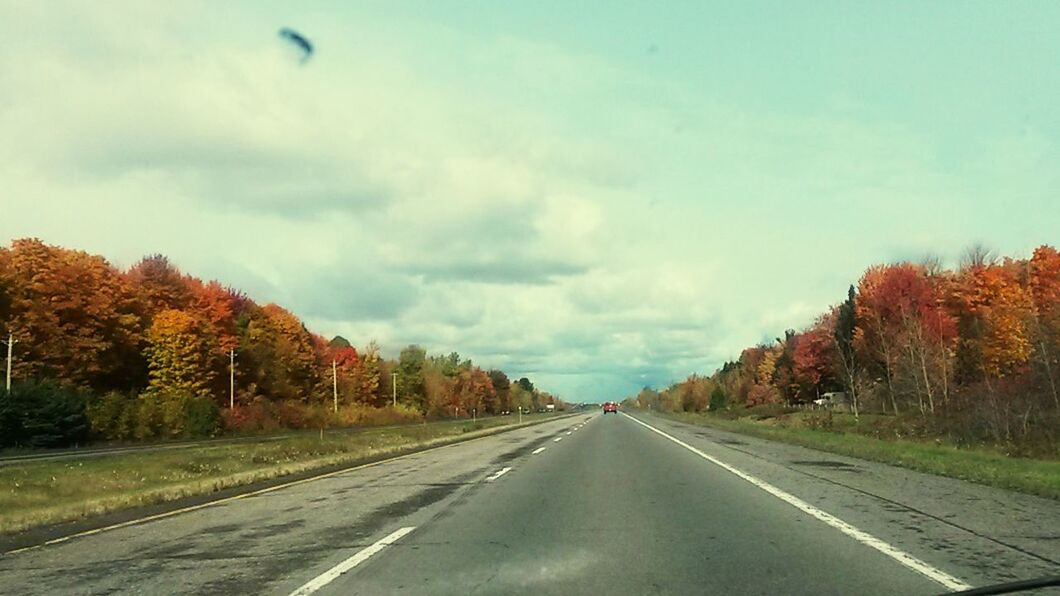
[628,411,1060,588]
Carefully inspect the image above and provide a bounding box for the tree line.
[628,245,1060,453]
[0,238,560,446]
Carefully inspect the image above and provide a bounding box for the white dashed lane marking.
[486,467,512,482]
[288,526,416,596]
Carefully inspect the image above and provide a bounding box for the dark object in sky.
[279,28,313,62]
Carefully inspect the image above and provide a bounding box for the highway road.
[1,411,1057,595]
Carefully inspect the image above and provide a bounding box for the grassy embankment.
[0,413,561,534]
[655,408,1060,500]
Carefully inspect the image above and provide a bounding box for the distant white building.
[813,392,850,412]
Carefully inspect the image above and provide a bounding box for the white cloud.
[2,3,1056,401]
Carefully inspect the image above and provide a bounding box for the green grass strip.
[658,411,1060,501]
[0,414,560,534]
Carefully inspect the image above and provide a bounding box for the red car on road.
[602,402,618,414]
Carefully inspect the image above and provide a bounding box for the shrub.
[86,391,138,440]
[360,403,422,426]
[182,396,221,438]
[0,379,90,448]
[221,399,280,433]
[708,387,728,411]
[745,403,798,420]
[276,400,312,428]
[160,395,186,437]
[134,393,166,439]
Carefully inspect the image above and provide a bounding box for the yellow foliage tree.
[146,309,218,398]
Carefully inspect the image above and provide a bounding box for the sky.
[1,2,1058,402]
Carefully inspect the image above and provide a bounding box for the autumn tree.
[635,386,661,410]
[235,304,320,404]
[423,366,455,417]
[1028,246,1060,411]
[453,367,496,415]
[187,280,240,352]
[327,339,362,406]
[126,255,192,316]
[145,309,218,398]
[677,374,713,412]
[954,261,1034,382]
[359,341,383,406]
[793,313,839,400]
[509,382,534,413]
[2,238,549,439]
[2,239,146,391]
[773,329,798,402]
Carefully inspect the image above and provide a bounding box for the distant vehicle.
[546,404,555,412]
[602,402,617,414]
[813,392,851,412]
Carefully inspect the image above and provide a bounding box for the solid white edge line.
[288,526,415,596]
[531,447,546,454]
[620,413,971,592]
[553,437,563,442]
[486,467,512,481]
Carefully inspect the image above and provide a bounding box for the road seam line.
[531,447,546,455]
[621,413,971,592]
[486,467,512,481]
[287,526,415,596]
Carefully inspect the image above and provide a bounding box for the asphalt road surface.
[1,412,1057,595]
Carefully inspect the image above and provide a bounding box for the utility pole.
[3,334,17,393]
[229,348,235,409]
[332,359,338,413]
[391,372,397,407]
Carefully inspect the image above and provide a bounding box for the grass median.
[655,410,1060,500]
[0,414,561,534]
